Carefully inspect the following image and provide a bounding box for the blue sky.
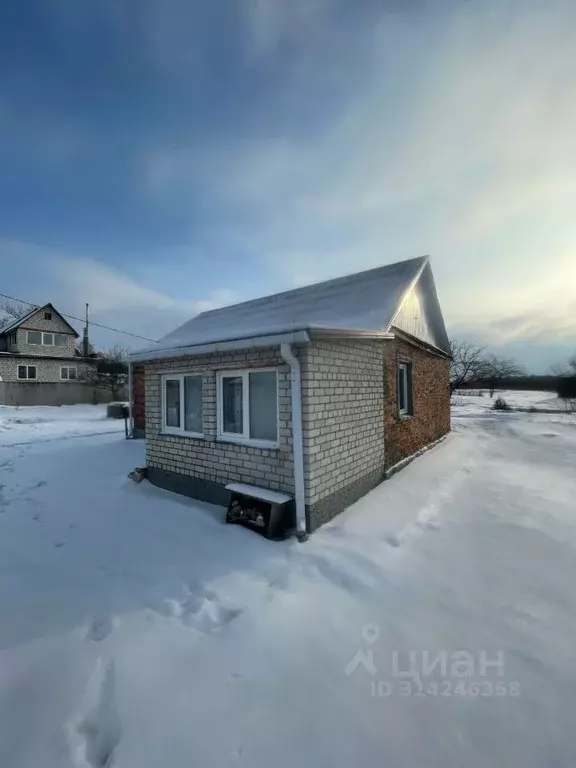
[1,0,575,370]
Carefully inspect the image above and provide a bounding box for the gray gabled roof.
[0,303,79,338]
[132,255,450,361]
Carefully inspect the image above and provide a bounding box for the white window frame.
[60,366,78,381]
[26,330,42,345]
[398,361,413,416]
[161,373,204,438]
[26,331,57,346]
[17,365,37,380]
[216,368,279,449]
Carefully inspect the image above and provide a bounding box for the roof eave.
[129,330,312,364]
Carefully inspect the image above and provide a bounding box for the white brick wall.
[144,339,386,508]
[145,346,296,494]
[0,356,92,383]
[300,339,385,504]
[13,308,77,358]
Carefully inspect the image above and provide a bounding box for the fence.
[0,382,127,407]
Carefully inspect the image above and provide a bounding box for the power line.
[0,291,160,344]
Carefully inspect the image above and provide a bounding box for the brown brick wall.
[132,365,146,431]
[383,338,450,470]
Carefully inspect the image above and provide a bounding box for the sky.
[0,0,575,371]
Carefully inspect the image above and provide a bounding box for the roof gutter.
[129,330,310,364]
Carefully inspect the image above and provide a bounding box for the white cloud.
[0,240,236,350]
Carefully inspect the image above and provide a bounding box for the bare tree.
[482,355,525,397]
[449,339,488,395]
[82,345,129,401]
[0,300,35,330]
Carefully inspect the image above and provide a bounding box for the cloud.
[0,240,236,349]
[139,0,576,362]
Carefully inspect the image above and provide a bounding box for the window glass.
[249,371,278,441]
[69,368,77,380]
[61,367,69,380]
[28,366,37,380]
[27,331,42,345]
[18,365,27,379]
[222,376,243,434]
[184,376,202,434]
[165,379,180,428]
[43,333,54,345]
[55,334,66,346]
[398,366,407,412]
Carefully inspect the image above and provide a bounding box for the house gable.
[387,261,450,356]
[1,304,79,359]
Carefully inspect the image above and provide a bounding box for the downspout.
[127,361,134,439]
[280,343,308,542]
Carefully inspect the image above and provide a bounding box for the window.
[27,331,42,345]
[17,365,37,380]
[398,361,413,416]
[162,374,203,436]
[217,369,278,447]
[44,311,52,320]
[61,366,77,381]
[26,331,64,346]
[9,332,16,345]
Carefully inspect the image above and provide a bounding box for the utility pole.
[82,303,90,357]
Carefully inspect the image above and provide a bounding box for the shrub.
[493,396,511,411]
[557,377,576,400]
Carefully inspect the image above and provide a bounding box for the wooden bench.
[225,483,293,539]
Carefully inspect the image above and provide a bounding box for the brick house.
[0,303,96,406]
[130,256,451,536]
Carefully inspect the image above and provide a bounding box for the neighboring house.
[0,303,96,406]
[130,255,451,536]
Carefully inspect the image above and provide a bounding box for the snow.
[452,388,569,417]
[0,405,124,447]
[133,256,428,359]
[2,403,576,766]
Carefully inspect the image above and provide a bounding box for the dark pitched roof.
[0,303,79,338]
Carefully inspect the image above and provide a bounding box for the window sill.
[216,435,279,450]
[398,413,414,422]
[161,430,205,440]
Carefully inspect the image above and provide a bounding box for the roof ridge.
[196,255,428,320]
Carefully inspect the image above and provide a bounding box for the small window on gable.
[398,361,414,417]
[44,311,52,320]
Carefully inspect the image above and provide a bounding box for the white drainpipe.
[127,361,134,438]
[280,343,308,541]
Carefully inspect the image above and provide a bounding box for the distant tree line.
[450,339,576,401]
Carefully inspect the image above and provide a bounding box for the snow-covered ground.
[1,402,576,767]
[0,405,124,447]
[452,388,568,417]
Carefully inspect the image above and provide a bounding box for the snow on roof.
[135,255,431,359]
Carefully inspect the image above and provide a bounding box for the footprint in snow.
[68,658,122,768]
[86,617,115,643]
[152,583,242,633]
